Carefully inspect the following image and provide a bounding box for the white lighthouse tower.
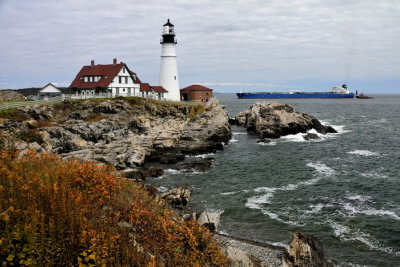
[159,19,180,101]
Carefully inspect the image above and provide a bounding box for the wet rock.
[302,133,321,140]
[282,232,334,267]
[257,138,271,143]
[160,185,192,208]
[235,101,337,139]
[228,118,237,125]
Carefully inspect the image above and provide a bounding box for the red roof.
[180,84,213,91]
[152,86,168,93]
[140,83,152,92]
[140,83,168,93]
[69,62,141,89]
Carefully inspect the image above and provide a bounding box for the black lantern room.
[161,19,177,44]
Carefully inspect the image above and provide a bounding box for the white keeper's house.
[69,58,167,99]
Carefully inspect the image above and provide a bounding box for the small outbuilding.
[38,83,62,99]
[139,83,168,100]
[180,84,213,102]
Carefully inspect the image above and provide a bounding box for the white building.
[159,19,180,101]
[38,83,62,99]
[69,59,142,98]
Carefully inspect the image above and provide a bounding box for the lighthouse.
[159,19,180,101]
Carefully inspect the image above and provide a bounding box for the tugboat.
[356,91,374,99]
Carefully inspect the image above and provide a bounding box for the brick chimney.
[91,60,95,66]
[113,58,117,65]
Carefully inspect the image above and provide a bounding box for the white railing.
[0,96,63,110]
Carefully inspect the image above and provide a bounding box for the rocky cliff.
[0,97,231,177]
[235,101,337,139]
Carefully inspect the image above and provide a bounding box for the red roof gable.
[140,83,152,92]
[140,83,168,93]
[69,62,141,89]
[180,84,213,91]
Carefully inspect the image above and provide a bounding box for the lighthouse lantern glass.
[163,25,174,35]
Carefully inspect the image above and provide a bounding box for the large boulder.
[197,211,220,232]
[160,185,192,208]
[235,101,336,139]
[282,232,334,267]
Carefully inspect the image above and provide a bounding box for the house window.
[124,77,128,84]
[123,67,125,73]
[119,76,122,83]
[174,76,176,80]
[123,88,125,92]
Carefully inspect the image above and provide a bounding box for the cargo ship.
[236,84,355,99]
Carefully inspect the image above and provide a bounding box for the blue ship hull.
[236,92,355,99]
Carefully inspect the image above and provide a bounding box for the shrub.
[0,150,227,266]
[15,129,42,143]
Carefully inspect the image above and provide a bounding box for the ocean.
[150,94,400,266]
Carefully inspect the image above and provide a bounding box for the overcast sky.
[0,0,399,93]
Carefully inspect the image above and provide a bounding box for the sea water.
[150,94,400,266]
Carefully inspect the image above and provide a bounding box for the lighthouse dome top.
[163,19,174,27]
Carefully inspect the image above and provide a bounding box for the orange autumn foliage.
[0,149,227,266]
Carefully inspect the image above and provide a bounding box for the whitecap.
[346,194,371,202]
[360,171,388,179]
[245,193,274,209]
[229,138,239,143]
[304,203,324,214]
[347,150,379,157]
[329,221,400,256]
[253,187,277,193]
[342,202,400,221]
[280,132,308,143]
[191,153,216,158]
[306,162,335,176]
[232,132,247,135]
[164,169,183,174]
[220,191,238,196]
[257,140,277,146]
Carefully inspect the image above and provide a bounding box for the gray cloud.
[0,0,399,92]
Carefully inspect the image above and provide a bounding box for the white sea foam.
[330,221,400,256]
[304,203,324,214]
[341,201,400,221]
[191,153,215,158]
[220,191,238,196]
[232,132,247,135]
[346,194,371,202]
[347,150,379,157]
[257,140,277,146]
[245,193,274,209]
[360,171,388,179]
[280,132,308,143]
[306,162,335,176]
[229,138,239,143]
[164,169,183,174]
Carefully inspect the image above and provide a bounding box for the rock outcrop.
[0,98,231,177]
[197,211,220,232]
[160,185,192,208]
[0,90,24,101]
[282,232,334,267]
[235,101,336,139]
